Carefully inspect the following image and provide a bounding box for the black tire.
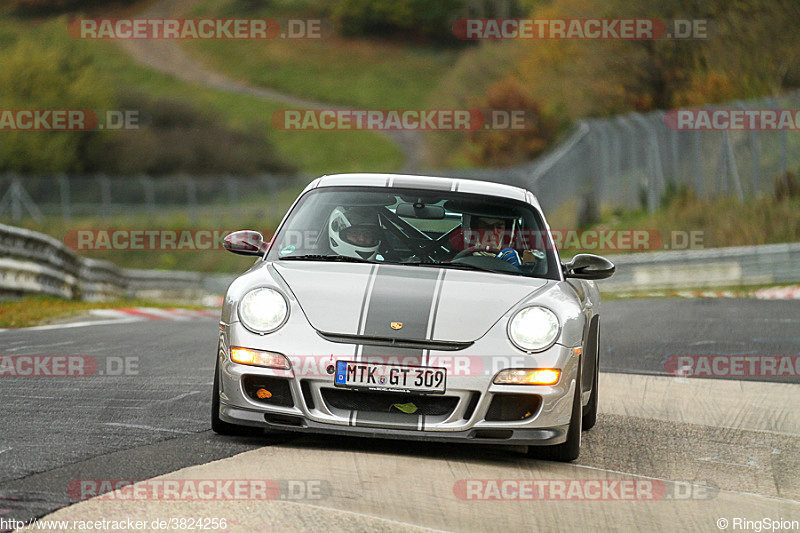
[582,338,599,431]
[212,355,258,436]
[529,364,582,462]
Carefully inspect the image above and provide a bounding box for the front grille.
[485,393,542,422]
[300,379,315,410]
[462,392,481,421]
[322,388,459,416]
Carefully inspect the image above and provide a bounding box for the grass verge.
[0,12,403,174]
[0,296,203,328]
[548,183,800,259]
[186,0,460,110]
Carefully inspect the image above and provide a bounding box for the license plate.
[334,361,446,394]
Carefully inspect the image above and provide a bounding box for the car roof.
[302,173,538,207]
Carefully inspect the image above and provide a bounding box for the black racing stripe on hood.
[362,265,440,350]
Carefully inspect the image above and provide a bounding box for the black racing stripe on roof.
[389,176,453,191]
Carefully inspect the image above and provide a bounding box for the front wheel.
[529,365,582,462]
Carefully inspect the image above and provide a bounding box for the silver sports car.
[213,173,614,461]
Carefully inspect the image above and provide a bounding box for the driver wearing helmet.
[328,206,383,260]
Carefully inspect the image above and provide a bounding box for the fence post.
[0,175,43,223]
[669,122,680,185]
[184,177,198,223]
[780,129,788,177]
[722,130,744,200]
[767,96,789,178]
[10,176,21,222]
[225,177,239,209]
[630,113,662,212]
[693,130,703,197]
[97,175,111,221]
[616,116,637,208]
[57,174,71,224]
[737,102,760,196]
[139,176,156,216]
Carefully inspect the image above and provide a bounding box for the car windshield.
[265,186,561,280]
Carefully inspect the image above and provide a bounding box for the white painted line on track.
[131,307,190,320]
[14,317,144,332]
[0,340,76,353]
[155,391,202,404]
[102,423,196,435]
[89,309,132,318]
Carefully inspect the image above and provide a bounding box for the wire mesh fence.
[0,173,299,223]
[443,89,800,214]
[1,90,799,223]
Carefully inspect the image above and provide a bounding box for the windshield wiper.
[407,260,500,274]
[278,254,378,264]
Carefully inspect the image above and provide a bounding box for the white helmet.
[328,206,382,260]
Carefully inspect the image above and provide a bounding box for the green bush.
[0,23,112,173]
[466,78,558,167]
[10,0,139,16]
[0,18,292,176]
[330,0,468,42]
[86,93,294,176]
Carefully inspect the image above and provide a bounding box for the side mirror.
[224,230,266,256]
[564,254,615,280]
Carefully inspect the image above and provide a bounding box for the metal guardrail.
[599,242,800,292]
[4,220,799,301]
[0,223,226,302]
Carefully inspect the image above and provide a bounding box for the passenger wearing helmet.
[462,214,546,269]
[463,214,522,267]
[328,206,383,260]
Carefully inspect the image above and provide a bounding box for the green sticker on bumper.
[391,402,418,414]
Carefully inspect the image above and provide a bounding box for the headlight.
[507,306,560,352]
[238,287,289,334]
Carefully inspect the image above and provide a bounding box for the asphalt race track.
[1,298,799,531]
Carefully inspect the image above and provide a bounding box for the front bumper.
[217,317,581,447]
